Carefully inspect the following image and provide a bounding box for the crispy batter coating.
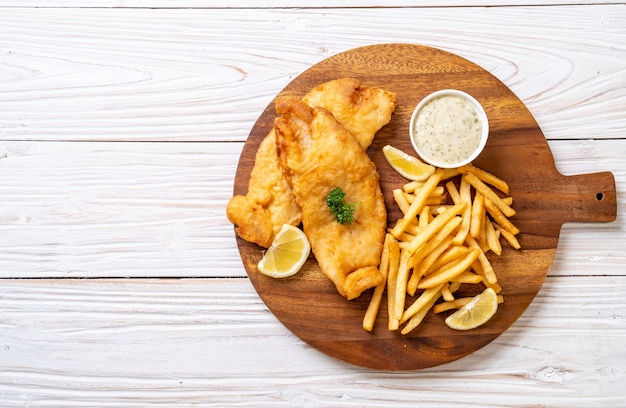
[274,98,387,300]
[302,77,396,150]
[226,130,300,248]
[227,78,396,248]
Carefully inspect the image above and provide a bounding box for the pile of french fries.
[363,161,521,334]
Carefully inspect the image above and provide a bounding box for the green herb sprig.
[326,187,359,225]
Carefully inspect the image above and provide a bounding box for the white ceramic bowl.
[409,89,489,168]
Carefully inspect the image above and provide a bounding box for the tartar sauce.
[412,94,482,166]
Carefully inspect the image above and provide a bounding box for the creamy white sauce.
[413,95,482,165]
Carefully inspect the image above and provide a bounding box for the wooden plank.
[2,1,625,7]
[0,276,624,406]
[0,139,623,279]
[0,7,624,142]
[0,141,244,278]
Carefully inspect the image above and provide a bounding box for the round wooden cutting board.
[232,44,616,370]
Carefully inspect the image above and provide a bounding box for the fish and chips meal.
[227,77,521,334]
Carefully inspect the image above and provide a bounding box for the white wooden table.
[1,2,624,406]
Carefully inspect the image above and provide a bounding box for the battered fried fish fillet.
[302,77,396,150]
[226,129,301,248]
[226,78,396,248]
[274,98,387,300]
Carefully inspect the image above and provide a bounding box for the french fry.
[487,281,503,294]
[403,221,420,237]
[458,163,510,195]
[464,172,516,218]
[406,203,466,255]
[395,231,417,244]
[466,236,497,284]
[402,190,414,204]
[418,206,431,229]
[408,236,454,295]
[390,218,419,238]
[477,213,489,253]
[393,251,412,325]
[440,167,462,181]
[400,293,440,335]
[471,260,502,293]
[425,195,447,206]
[494,223,521,250]
[423,245,469,276]
[451,271,484,284]
[407,216,462,270]
[418,247,481,289]
[484,196,520,236]
[432,205,451,215]
[390,169,444,238]
[386,237,401,330]
[423,256,465,281]
[404,186,445,202]
[470,260,484,275]
[430,186,445,197]
[406,217,462,295]
[433,297,473,314]
[452,177,472,245]
[449,281,462,293]
[400,284,445,325]
[363,234,393,332]
[403,180,424,194]
[441,283,455,302]
[469,192,485,239]
[485,219,502,255]
[445,181,461,204]
[393,189,411,215]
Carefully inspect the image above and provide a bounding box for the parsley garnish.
[326,187,359,225]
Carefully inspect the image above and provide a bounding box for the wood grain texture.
[0,141,242,278]
[3,0,625,7]
[234,44,616,370]
[0,277,624,406]
[0,7,624,141]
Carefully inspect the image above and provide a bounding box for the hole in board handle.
[596,192,605,201]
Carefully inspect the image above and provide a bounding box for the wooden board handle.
[557,171,617,224]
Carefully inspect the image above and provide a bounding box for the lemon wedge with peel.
[445,287,499,330]
[382,145,435,181]
[257,224,311,278]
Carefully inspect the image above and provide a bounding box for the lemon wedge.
[445,287,498,330]
[382,145,435,181]
[257,224,311,278]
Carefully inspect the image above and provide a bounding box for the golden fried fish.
[227,78,396,248]
[274,98,387,300]
[226,129,301,248]
[302,77,396,150]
